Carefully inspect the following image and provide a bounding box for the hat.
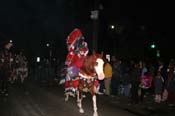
[67,28,83,45]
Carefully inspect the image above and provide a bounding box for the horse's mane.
[80,52,103,77]
[80,55,96,77]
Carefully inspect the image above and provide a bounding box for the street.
[0,76,175,116]
[0,78,136,116]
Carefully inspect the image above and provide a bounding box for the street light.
[90,10,99,51]
[46,43,52,61]
[110,25,115,30]
[46,43,50,47]
[150,43,156,49]
[36,57,40,63]
[10,40,13,43]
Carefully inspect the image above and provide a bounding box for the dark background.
[0,0,174,62]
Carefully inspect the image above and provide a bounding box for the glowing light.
[110,25,115,29]
[150,43,156,48]
[37,57,40,62]
[46,43,50,47]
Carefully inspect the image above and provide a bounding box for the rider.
[64,28,89,95]
[65,28,88,68]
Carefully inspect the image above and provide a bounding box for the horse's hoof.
[93,112,98,116]
[79,108,84,113]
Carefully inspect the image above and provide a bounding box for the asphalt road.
[0,79,138,116]
[1,74,175,116]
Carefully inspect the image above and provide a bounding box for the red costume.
[65,28,88,69]
[65,28,89,89]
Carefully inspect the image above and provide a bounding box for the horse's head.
[93,51,105,80]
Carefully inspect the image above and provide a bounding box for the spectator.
[0,41,13,96]
[122,64,131,97]
[110,56,121,96]
[166,67,175,106]
[104,58,112,95]
[154,71,164,103]
[130,62,141,104]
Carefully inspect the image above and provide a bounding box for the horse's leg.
[65,87,76,101]
[92,95,98,116]
[64,88,69,101]
[90,87,98,116]
[77,90,84,113]
[76,89,80,102]
[65,92,69,101]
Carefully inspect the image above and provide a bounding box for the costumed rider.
[64,28,89,96]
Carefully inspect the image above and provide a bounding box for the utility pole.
[90,0,99,52]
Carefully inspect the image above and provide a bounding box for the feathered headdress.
[66,28,83,46]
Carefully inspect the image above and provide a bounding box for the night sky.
[0,0,174,61]
[100,0,174,60]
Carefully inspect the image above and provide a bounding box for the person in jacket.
[104,58,112,95]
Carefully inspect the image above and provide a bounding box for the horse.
[64,51,105,116]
